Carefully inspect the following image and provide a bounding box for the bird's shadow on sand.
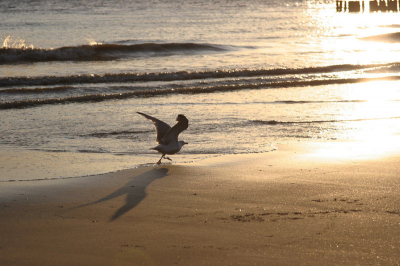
[72,167,169,221]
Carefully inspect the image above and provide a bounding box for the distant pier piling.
[348,1,361,12]
[387,0,398,11]
[336,0,398,12]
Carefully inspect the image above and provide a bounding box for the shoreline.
[0,145,278,183]
[1,140,400,265]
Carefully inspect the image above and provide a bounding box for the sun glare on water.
[313,80,400,160]
[306,3,400,65]
[302,3,400,159]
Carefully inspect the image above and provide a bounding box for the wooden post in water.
[369,0,379,12]
[348,1,362,12]
[379,0,387,11]
[387,0,398,12]
[336,0,399,12]
[336,1,365,12]
[337,0,343,11]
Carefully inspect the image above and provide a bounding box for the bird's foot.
[165,157,172,161]
[157,160,162,165]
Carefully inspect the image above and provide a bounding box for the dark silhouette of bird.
[138,112,188,164]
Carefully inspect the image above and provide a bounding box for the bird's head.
[176,114,189,130]
[176,114,188,122]
[178,141,188,148]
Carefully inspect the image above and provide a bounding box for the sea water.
[1,0,400,181]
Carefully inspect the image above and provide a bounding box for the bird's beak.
[184,142,188,145]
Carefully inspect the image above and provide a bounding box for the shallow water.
[1,0,400,181]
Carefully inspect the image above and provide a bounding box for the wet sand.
[1,141,399,265]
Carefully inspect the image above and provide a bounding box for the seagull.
[138,112,188,165]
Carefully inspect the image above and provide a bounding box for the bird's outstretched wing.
[161,114,188,144]
[137,112,171,144]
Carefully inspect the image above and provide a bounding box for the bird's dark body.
[137,112,189,164]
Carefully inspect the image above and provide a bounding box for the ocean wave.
[0,42,229,64]
[273,100,367,104]
[360,32,400,43]
[379,24,400,29]
[251,119,344,125]
[0,86,76,94]
[2,75,400,109]
[365,63,400,73]
[80,130,152,138]
[251,116,400,125]
[1,62,398,87]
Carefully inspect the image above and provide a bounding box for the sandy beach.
[1,140,399,266]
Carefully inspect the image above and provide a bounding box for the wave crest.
[251,116,400,125]
[2,75,400,109]
[360,32,400,43]
[0,42,229,64]
[1,62,397,87]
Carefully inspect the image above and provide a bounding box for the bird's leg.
[157,154,164,165]
[164,156,172,161]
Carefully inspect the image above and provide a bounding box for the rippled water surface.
[1,0,400,180]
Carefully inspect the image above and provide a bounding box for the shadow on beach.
[71,167,169,221]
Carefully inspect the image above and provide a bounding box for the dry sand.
[1,141,399,266]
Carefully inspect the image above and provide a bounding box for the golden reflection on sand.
[307,135,400,161]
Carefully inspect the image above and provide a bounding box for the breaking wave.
[1,62,399,87]
[251,116,400,125]
[0,42,230,64]
[2,61,400,109]
[360,32,400,43]
[1,74,400,109]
